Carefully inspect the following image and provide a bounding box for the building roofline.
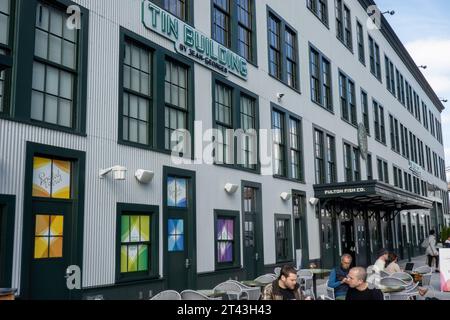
[358,0,445,113]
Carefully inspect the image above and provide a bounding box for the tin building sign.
[142,0,248,80]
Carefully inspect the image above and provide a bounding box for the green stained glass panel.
[140,216,150,241]
[138,245,148,271]
[128,245,138,272]
[121,216,130,243]
[130,216,140,242]
[120,245,127,273]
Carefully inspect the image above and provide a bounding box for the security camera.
[277,93,285,100]
[135,169,154,184]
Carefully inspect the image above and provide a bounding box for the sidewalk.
[315,255,450,300]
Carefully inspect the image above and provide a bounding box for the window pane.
[31,91,44,121]
[35,29,49,59]
[46,66,59,96]
[44,95,58,124]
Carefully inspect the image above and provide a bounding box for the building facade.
[0,0,448,299]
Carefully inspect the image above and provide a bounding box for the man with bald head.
[345,267,384,301]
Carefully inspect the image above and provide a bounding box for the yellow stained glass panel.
[35,215,50,236]
[121,246,128,273]
[50,216,64,236]
[32,157,52,198]
[49,237,63,258]
[51,160,71,199]
[34,237,49,259]
[130,216,140,242]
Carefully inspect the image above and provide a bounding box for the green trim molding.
[0,194,16,288]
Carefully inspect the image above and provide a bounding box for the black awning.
[313,180,433,210]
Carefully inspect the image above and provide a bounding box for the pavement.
[315,255,450,300]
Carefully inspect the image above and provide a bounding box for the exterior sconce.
[99,166,127,180]
[224,183,239,194]
[135,170,154,184]
[309,197,319,206]
[280,192,292,201]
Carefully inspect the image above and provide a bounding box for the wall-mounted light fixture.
[280,192,291,201]
[382,10,395,16]
[309,197,319,206]
[135,169,154,184]
[277,93,285,103]
[99,166,127,180]
[224,183,239,194]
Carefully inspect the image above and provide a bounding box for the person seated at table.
[327,254,352,300]
[444,236,450,248]
[373,248,389,274]
[385,252,401,274]
[345,267,384,301]
[261,265,308,300]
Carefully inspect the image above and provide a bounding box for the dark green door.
[30,201,72,299]
[243,185,263,280]
[340,220,356,266]
[292,192,309,269]
[166,175,194,291]
[320,212,335,269]
[355,217,368,267]
[368,216,380,263]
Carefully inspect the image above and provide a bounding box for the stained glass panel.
[168,219,184,252]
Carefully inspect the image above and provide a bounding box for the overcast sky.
[375,0,450,179]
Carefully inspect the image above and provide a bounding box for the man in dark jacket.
[346,267,384,301]
[328,254,352,300]
[262,265,306,300]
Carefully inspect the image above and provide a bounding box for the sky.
[375,0,450,180]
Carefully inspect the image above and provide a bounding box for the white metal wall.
[0,0,447,290]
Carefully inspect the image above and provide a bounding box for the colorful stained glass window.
[34,215,64,259]
[32,157,71,199]
[168,219,184,252]
[167,177,187,208]
[120,215,150,273]
[217,218,234,263]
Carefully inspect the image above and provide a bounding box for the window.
[385,56,396,95]
[165,60,188,151]
[335,1,352,50]
[426,146,432,173]
[0,0,12,115]
[307,0,329,25]
[34,215,64,259]
[429,111,435,137]
[389,115,400,153]
[373,100,385,144]
[309,46,332,111]
[343,142,360,182]
[212,0,256,63]
[167,177,188,207]
[405,81,413,113]
[32,157,72,199]
[272,106,304,181]
[368,36,381,80]
[275,215,292,263]
[403,126,410,159]
[393,166,403,189]
[31,2,80,128]
[339,71,356,125]
[122,41,152,146]
[356,20,365,64]
[117,204,158,282]
[213,78,259,171]
[396,69,405,105]
[361,90,369,135]
[377,158,389,183]
[314,128,336,184]
[267,8,299,90]
[367,153,373,180]
[215,210,240,269]
[151,0,191,22]
[413,91,421,122]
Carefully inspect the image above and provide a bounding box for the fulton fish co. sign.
[141,0,248,80]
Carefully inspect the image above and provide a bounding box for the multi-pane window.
[0,0,12,114]
[402,125,410,159]
[368,36,381,80]
[344,143,360,182]
[307,0,329,25]
[361,90,370,134]
[335,1,352,50]
[422,102,429,130]
[272,110,285,176]
[314,128,336,184]
[215,83,233,164]
[377,158,389,184]
[275,217,292,262]
[405,81,413,113]
[339,72,356,125]
[426,146,432,173]
[267,9,299,90]
[393,166,403,189]
[212,0,231,47]
[367,153,373,180]
[216,216,236,265]
[373,100,386,144]
[389,115,400,153]
[31,2,79,128]
[165,60,188,151]
[385,56,396,95]
[396,69,405,105]
[122,41,152,146]
[413,91,421,122]
[240,95,256,170]
[163,0,187,21]
[356,20,365,64]
[212,0,256,63]
[34,215,64,259]
[120,215,151,274]
[289,117,303,180]
[309,46,332,111]
[429,111,435,137]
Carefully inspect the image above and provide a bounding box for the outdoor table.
[380,286,406,294]
[0,288,17,301]
[241,280,267,288]
[196,290,227,300]
[306,269,331,298]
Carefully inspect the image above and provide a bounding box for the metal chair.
[420,273,435,298]
[150,290,181,300]
[379,277,409,288]
[224,280,261,300]
[366,265,375,275]
[391,272,414,285]
[414,266,432,274]
[326,287,336,300]
[213,282,248,300]
[254,274,277,284]
[274,267,281,277]
[180,290,220,300]
[380,271,391,278]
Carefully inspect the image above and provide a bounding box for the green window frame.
[275,214,293,264]
[267,6,300,91]
[119,28,195,157]
[271,103,304,182]
[335,0,352,51]
[385,56,396,96]
[307,0,329,26]
[356,19,365,65]
[339,70,357,126]
[0,195,15,288]
[361,89,370,135]
[373,99,385,144]
[309,44,333,112]
[314,126,336,184]
[214,210,241,270]
[150,0,193,24]
[368,35,381,81]
[212,74,260,173]
[11,0,88,135]
[0,0,14,116]
[366,153,373,180]
[211,0,257,64]
[343,141,360,182]
[116,203,159,283]
[376,157,389,184]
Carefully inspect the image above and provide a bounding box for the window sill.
[115,275,162,286]
[0,116,87,137]
[118,140,195,160]
[307,9,330,29]
[273,174,305,184]
[370,72,383,84]
[336,36,354,54]
[311,99,334,115]
[213,163,261,175]
[374,139,387,147]
[341,118,358,129]
[268,74,301,95]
